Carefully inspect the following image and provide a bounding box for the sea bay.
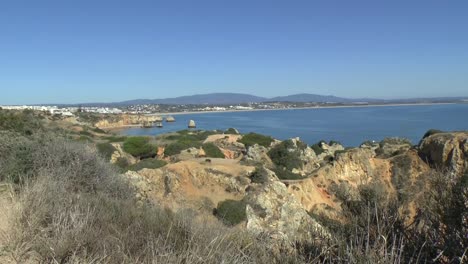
[121,104,468,146]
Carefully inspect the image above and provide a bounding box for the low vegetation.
[224,127,239,134]
[214,199,247,226]
[238,132,274,148]
[162,130,220,156]
[0,109,44,135]
[1,110,467,263]
[202,142,225,158]
[272,167,303,180]
[96,142,117,160]
[422,128,444,139]
[122,136,155,157]
[104,135,127,142]
[126,158,167,171]
[310,140,325,155]
[268,139,304,171]
[249,166,271,184]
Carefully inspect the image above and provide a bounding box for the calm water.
[121,104,468,147]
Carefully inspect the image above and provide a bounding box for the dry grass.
[0,129,467,263]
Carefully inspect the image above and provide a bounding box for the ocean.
[120,103,468,146]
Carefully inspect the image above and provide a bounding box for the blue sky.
[1,0,467,104]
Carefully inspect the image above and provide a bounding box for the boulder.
[419,132,468,176]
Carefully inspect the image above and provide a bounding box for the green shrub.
[214,199,247,226]
[202,143,225,158]
[163,130,219,156]
[273,167,303,180]
[164,140,202,156]
[267,139,303,170]
[96,142,116,160]
[224,128,239,134]
[174,130,218,141]
[123,137,155,157]
[164,142,187,156]
[250,167,270,184]
[329,140,341,146]
[238,133,274,148]
[310,141,325,155]
[0,109,44,135]
[104,135,127,143]
[127,159,167,171]
[379,137,412,147]
[422,129,443,139]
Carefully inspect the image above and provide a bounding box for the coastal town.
[0,101,399,117]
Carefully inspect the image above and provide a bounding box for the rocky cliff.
[122,130,467,244]
[95,114,163,128]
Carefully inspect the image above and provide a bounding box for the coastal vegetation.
[0,110,467,263]
[122,136,155,157]
[214,199,247,226]
[96,142,117,160]
[238,132,274,147]
[126,158,167,171]
[202,142,225,158]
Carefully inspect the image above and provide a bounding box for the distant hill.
[269,93,354,103]
[64,93,468,107]
[117,93,267,105]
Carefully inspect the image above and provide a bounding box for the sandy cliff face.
[95,114,163,128]
[126,159,254,213]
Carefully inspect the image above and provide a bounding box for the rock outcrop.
[419,132,468,176]
[95,114,163,128]
[243,144,275,168]
[244,180,329,240]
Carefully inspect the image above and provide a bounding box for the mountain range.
[106,93,376,106]
[73,93,467,107]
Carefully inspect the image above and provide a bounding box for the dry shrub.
[1,133,305,263]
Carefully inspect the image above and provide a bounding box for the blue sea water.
[121,104,468,147]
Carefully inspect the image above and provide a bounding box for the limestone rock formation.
[188,120,196,128]
[244,180,329,241]
[419,132,468,175]
[376,137,412,158]
[95,114,163,128]
[243,144,275,168]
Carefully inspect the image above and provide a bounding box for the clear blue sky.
[1,0,467,104]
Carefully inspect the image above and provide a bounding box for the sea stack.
[188,120,196,128]
[166,116,175,122]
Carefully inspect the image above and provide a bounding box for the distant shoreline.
[102,102,458,131]
[146,102,457,117]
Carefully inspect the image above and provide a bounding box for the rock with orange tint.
[157,146,165,158]
[220,148,237,159]
[197,147,206,157]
